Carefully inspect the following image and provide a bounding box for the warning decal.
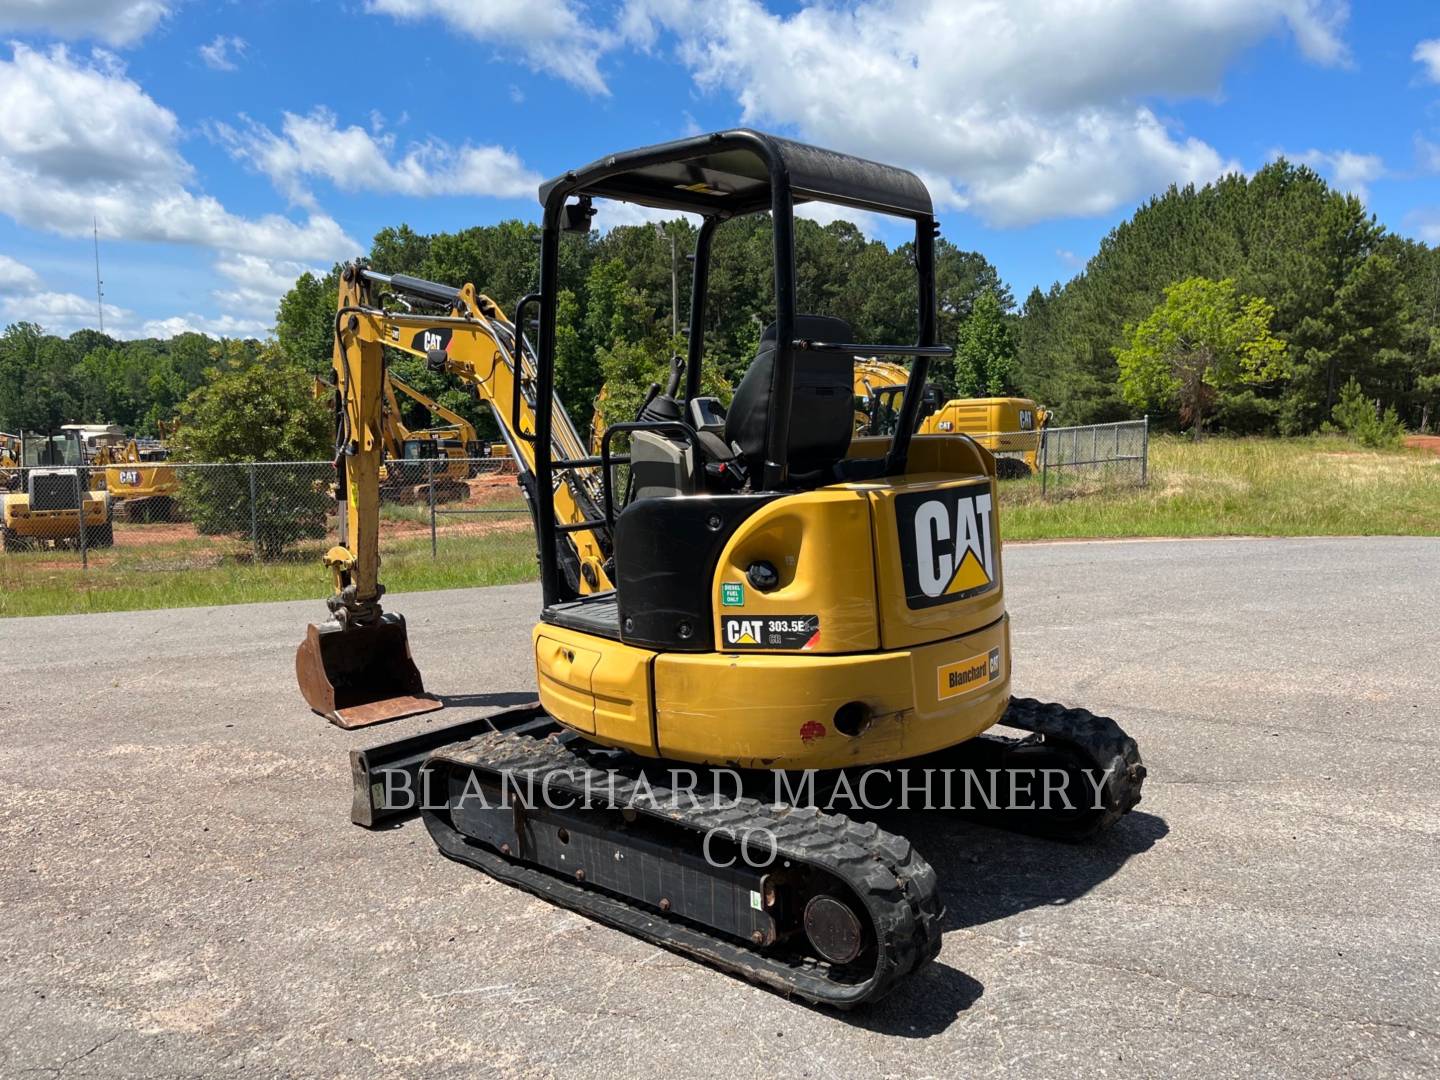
[721,615,820,650]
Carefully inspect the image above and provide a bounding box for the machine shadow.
[844,809,1168,1037]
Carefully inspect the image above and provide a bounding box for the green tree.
[276,269,340,375]
[0,322,81,433]
[171,349,332,557]
[953,290,1018,397]
[1115,277,1288,439]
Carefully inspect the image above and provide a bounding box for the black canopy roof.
[538,129,933,220]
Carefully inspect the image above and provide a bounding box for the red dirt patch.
[1404,434,1440,455]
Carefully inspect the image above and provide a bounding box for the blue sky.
[1,0,1438,338]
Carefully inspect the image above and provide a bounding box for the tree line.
[3,157,1436,448]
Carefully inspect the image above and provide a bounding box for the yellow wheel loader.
[308,130,1145,1006]
[1,431,113,552]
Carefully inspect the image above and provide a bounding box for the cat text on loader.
[348,130,1146,1007]
[296,265,616,727]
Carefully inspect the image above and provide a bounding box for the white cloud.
[794,199,884,237]
[1056,249,1084,269]
[210,253,315,322]
[1403,209,1440,245]
[1417,135,1440,175]
[1,288,129,334]
[198,34,246,72]
[140,313,270,339]
[1414,38,1440,83]
[1290,147,1384,201]
[365,0,611,94]
[0,263,131,335]
[621,0,1349,226]
[0,252,124,333]
[0,44,355,335]
[0,0,170,46]
[0,253,42,294]
[213,108,541,206]
[590,200,697,232]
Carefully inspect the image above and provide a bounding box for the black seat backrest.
[724,314,854,479]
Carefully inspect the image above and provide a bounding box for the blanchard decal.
[895,483,997,609]
[720,582,745,607]
[722,615,819,650]
[410,327,452,353]
[936,647,1002,700]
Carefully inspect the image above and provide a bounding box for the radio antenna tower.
[93,217,104,334]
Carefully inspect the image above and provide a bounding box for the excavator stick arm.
[295,262,440,728]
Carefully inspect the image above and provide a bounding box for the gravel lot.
[1,536,1436,1078]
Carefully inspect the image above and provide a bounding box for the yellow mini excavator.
[307,130,1145,1006]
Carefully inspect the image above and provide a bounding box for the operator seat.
[724,315,855,482]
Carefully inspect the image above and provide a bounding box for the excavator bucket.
[295,614,442,729]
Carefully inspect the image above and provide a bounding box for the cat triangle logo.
[945,547,990,594]
[736,632,759,645]
[903,482,998,608]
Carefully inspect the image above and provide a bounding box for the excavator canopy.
[538,128,934,220]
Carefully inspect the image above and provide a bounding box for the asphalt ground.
[0,536,1436,1078]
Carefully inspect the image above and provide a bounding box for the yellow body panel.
[2,490,108,536]
[535,623,656,756]
[526,434,1017,768]
[709,489,879,654]
[653,615,1010,768]
[859,473,1007,651]
[917,397,1046,468]
[104,462,178,502]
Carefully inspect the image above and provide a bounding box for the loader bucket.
[295,614,442,729]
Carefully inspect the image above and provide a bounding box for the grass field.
[2,435,1435,617]
[1002,434,1440,540]
[0,523,537,619]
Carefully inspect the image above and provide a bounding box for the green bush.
[172,350,333,558]
[1332,377,1404,449]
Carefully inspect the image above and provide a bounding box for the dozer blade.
[295,613,442,729]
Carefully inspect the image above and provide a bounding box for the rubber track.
[999,696,1147,838]
[422,730,945,1007]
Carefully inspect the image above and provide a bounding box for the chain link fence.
[0,456,530,567]
[1036,418,1149,495]
[0,421,1148,571]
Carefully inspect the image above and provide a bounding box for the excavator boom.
[297,261,616,726]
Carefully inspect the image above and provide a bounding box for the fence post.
[1140,415,1150,486]
[1040,427,1049,497]
[77,466,88,570]
[428,456,438,558]
[248,463,259,558]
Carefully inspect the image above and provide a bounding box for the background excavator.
[855,366,1050,478]
[301,129,1145,1007]
[389,373,486,466]
[94,431,181,523]
[377,373,474,504]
